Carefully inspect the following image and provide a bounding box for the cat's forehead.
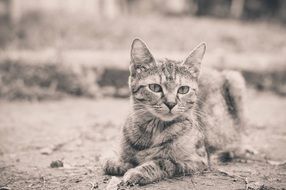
[157,58,180,80]
[135,58,197,88]
[156,58,195,80]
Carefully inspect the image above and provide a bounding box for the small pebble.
[50,160,64,168]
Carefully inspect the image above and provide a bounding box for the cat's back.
[198,68,245,101]
[197,68,246,152]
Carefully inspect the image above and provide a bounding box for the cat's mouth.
[146,106,180,121]
[156,111,180,121]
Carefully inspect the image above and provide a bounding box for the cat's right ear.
[182,42,206,78]
[130,38,155,75]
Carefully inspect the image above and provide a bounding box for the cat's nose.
[164,102,177,110]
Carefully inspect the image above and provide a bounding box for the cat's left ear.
[182,42,206,78]
[130,38,156,76]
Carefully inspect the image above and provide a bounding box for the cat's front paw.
[103,160,131,176]
[123,168,147,185]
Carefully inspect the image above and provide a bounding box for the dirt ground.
[0,89,286,190]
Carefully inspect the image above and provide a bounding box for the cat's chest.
[132,119,166,148]
[145,120,164,138]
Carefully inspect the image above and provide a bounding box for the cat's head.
[129,39,206,121]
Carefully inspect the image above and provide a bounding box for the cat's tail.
[221,70,246,130]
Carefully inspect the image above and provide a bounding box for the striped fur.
[103,39,246,185]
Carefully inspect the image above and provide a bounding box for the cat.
[103,38,246,185]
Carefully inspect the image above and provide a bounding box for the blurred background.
[0,1,286,189]
[0,0,286,99]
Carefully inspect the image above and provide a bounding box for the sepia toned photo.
[0,0,286,189]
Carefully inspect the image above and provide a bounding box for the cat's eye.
[177,86,190,94]
[148,84,162,93]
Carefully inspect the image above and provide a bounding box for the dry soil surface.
[0,90,286,190]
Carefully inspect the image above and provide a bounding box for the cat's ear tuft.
[130,38,155,75]
[182,42,206,78]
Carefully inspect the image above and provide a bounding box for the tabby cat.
[103,39,245,185]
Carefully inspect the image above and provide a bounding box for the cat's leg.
[123,159,207,185]
[122,159,176,185]
[104,159,134,176]
[175,160,208,175]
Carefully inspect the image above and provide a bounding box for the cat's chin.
[146,108,179,121]
[159,115,179,121]
[154,112,179,121]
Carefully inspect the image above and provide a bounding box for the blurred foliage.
[1,14,284,53]
[0,0,285,50]
[0,59,99,100]
[0,0,285,100]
